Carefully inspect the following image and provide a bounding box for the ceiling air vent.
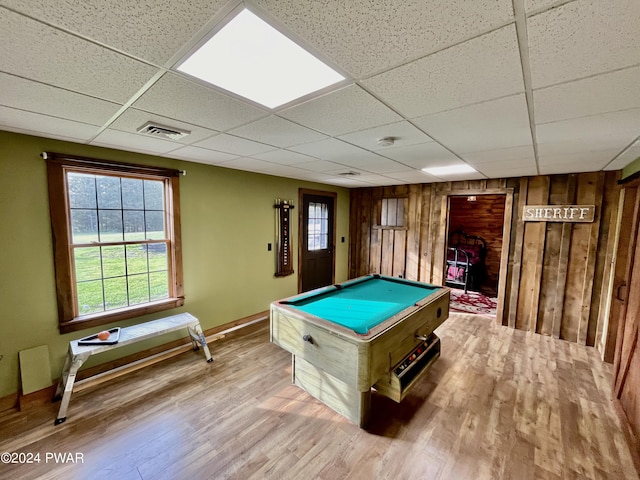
[137,122,191,140]
[338,171,361,176]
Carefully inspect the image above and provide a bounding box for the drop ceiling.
[0,0,639,187]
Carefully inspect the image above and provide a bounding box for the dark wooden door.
[299,190,335,292]
[613,179,640,457]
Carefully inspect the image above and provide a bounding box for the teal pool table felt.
[285,277,439,334]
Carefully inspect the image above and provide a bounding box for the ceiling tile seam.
[357,82,489,178]
[354,19,519,82]
[85,70,169,144]
[160,143,238,158]
[0,103,104,129]
[269,113,398,146]
[0,5,169,71]
[532,62,640,93]
[404,91,528,120]
[0,70,124,108]
[173,70,281,113]
[601,135,640,170]
[525,0,580,18]
[535,105,640,127]
[160,0,243,71]
[245,0,354,82]
[513,0,540,176]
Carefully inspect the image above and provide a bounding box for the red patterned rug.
[449,288,497,316]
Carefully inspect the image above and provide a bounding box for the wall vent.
[137,122,191,140]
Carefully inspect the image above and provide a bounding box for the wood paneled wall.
[349,172,621,347]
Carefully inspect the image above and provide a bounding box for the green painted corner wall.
[622,155,640,180]
[0,130,350,398]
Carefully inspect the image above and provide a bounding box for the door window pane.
[308,201,329,251]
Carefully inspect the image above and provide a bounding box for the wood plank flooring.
[0,314,637,480]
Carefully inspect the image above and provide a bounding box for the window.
[307,201,329,250]
[379,197,407,228]
[45,153,183,333]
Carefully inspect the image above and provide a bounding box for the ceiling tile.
[461,145,536,165]
[534,66,640,124]
[108,108,218,145]
[0,72,121,125]
[320,176,372,188]
[229,115,327,148]
[216,157,282,174]
[254,0,514,78]
[413,94,532,154]
[537,149,620,169]
[296,160,350,173]
[353,159,414,175]
[377,142,461,169]
[0,106,101,142]
[290,137,372,161]
[320,156,410,174]
[528,0,640,88]
[604,140,640,170]
[0,9,158,103]
[362,25,524,118]
[476,164,538,178]
[431,170,487,182]
[338,121,434,151]
[279,85,402,136]
[251,149,318,165]
[90,129,182,154]
[1,0,229,65]
[133,73,268,131]
[164,145,238,165]
[536,109,640,154]
[352,174,403,186]
[525,0,562,12]
[539,156,618,175]
[385,171,441,184]
[195,133,276,156]
[466,156,537,178]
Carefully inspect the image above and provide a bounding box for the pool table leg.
[292,355,371,428]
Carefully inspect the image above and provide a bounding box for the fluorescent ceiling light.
[421,164,477,176]
[177,9,345,109]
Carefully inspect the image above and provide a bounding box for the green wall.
[622,155,640,180]
[0,130,350,398]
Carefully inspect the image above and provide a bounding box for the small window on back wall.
[380,197,406,228]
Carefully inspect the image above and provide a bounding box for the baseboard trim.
[0,392,18,415]
[19,385,57,411]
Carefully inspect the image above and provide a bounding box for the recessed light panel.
[421,164,477,176]
[177,9,345,109]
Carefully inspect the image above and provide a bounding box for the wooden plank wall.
[349,172,621,347]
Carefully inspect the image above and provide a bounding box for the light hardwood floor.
[1,313,638,480]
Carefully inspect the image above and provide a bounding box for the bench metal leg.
[189,323,213,363]
[54,350,90,425]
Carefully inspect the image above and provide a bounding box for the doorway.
[299,189,336,293]
[447,194,506,296]
[444,192,512,320]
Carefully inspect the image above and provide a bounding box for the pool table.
[270,274,449,427]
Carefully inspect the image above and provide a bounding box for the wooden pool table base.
[293,355,371,427]
[291,333,442,427]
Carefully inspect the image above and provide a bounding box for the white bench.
[54,312,212,425]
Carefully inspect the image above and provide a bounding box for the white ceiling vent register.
[137,122,191,140]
